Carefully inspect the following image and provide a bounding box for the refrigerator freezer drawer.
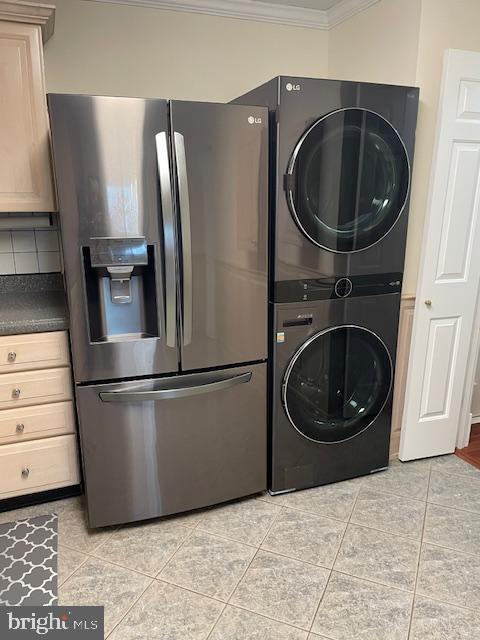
[76,363,267,528]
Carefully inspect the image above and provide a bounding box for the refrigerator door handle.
[173,132,193,347]
[155,132,177,348]
[99,371,252,402]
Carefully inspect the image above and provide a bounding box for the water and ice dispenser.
[82,237,159,342]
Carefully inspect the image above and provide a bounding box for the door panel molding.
[435,142,480,282]
[419,316,460,420]
[457,80,480,122]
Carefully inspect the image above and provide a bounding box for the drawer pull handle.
[12,388,21,399]
[7,352,16,362]
[16,423,25,433]
[21,467,29,479]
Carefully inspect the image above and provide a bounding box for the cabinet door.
[0,21,55,211]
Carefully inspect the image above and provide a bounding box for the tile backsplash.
[0,224,62,275]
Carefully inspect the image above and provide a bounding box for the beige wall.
[328,0,422,295]
[44,0,328,101]
[328,0,421,86]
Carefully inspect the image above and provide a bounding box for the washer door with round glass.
[286,108,410,253]
[283,326,392,443]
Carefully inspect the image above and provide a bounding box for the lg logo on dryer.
[286,82,301,92]
[247,116,262,124]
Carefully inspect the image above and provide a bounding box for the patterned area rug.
[0,513,58,606]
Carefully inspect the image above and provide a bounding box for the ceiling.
[87,0,380,30]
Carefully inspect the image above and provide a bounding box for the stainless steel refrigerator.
[48,95,268,528]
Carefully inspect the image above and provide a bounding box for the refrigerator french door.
[48,95,268,527]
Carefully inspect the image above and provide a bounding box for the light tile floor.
[2,454,480,639]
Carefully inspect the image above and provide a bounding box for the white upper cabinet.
[0,15,56,212]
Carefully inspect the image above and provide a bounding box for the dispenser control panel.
[89,237,148,268]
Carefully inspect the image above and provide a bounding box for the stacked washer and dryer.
[235,77,419,494]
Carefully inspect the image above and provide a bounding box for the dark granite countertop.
[0,274,68,336]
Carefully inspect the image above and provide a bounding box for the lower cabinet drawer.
[0,367,72,410]
[0,434,80,499]
[0,401,76,445]
[0,331,70,374]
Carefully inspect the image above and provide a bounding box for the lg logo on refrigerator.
[247,116,262,124]
[286,82,301,92]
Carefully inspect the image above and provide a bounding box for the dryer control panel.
[274,273,402,303]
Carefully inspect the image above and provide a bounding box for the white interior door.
[400,49,480,461]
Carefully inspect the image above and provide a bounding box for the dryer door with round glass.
[283,326,393,443]
[286,108,410,253]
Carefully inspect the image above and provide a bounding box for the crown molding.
[327,0,379,28]
[83,0,380,30]
[0,1,56,41]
